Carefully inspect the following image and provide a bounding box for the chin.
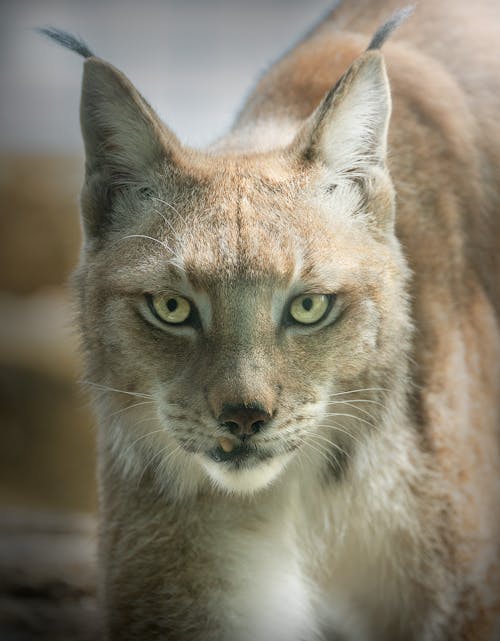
[199,453,292,495]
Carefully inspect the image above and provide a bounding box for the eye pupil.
[166,298,178,312]
[302,297,313,311]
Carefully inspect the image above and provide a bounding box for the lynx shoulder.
[42,1,500,639]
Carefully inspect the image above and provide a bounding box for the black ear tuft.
[367,5,415,51]
[37,27,95,59]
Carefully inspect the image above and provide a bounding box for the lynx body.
[47,0,500,638]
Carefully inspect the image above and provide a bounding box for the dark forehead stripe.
[181,220,298,290]
[159,159,311,290]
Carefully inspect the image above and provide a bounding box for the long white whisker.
[82,380,153,400]
[301,439,341,473]
[300,444,317,470]
[119,233,173,252]
[151,197,183,221]
[104,400,155,421]
[327,387,390,397]
[151,207,169,226]
[328,398,387,410]
[323,412,376,430]
[136,444,181,490]
[153,445,183,479]
[118,234,185,271]
[327,400,379,423]
[133,416,160,429]
[118,231,185,273]
[308,432,352,460]
[122,428,167,459]
[152,207,180,238]
[314,421,364,445]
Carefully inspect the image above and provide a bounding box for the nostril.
[224,421,240,435]
[223,420,262,437]
[251,421,264,433]
[219,404,272,439]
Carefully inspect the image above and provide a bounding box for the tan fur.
[71,1,500,639]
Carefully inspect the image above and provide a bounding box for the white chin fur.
[200,453,292,495]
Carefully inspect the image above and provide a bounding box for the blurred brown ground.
[0,154,96,514]
[0,154,100,639]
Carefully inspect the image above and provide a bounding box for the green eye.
[289,294,331,325]
[149,294,192,324]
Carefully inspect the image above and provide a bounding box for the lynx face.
[81,163,409,494]
[77,51,411,495]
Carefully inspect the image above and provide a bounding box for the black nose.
[219,404,272,439]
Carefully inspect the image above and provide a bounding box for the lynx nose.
[219,404,271,440]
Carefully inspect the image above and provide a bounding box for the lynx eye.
[289,294,331,325]
[148,294,192,325]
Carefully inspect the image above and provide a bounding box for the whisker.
[104,400,155,421]
[119,233,175,254]
[301,439,342,473]
[308,432,352,460]
[152,444,183,479]
[151,196,183,221]
[327,387,390,397]
[301,438,331,462]
[118,231,185,273]
[315,420,363,441]
[299,443,316,470]
[296,445,309,476]
[328,398,387,410]
[152,207,181,239]
[133,416,161,429]
[323,412,376,430]
[314,422,366,447]
[308,439,349,478]
[82,380,153,400]
[122,427,167,460]
[327,400,379,423]
[136,444,181,490]
[150,207,169,227]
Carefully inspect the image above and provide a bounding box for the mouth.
[201,444,292,494]
[207,440,274,469]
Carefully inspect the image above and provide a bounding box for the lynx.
[42,0,500,639]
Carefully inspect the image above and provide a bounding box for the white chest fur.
[208,429,427,641]
[215,506,322,641]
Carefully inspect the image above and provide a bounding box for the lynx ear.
[295,50,391,175]
[80,58,180,237]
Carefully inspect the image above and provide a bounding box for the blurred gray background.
[1,0,335,153]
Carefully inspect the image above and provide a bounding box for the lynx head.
[73,45,411,497]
